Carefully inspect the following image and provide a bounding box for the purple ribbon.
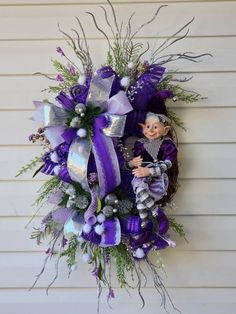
[92,115,121,198]
[84,188,98,226]
[100,218,121,247]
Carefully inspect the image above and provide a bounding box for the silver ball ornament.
[75,103,85,114]
[172,96,178,102]
[102,205,114,217]
[104,193,118,205]
[141,220,148,229]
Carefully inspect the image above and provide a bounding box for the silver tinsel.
[102,205,114,217]
[104,193,118,205]
[116,199,133,214]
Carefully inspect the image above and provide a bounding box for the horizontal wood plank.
[0,0,231,4]
[0,37,231,74]
[0,215,235,251]
[0,2,235,40]
[1,107,236,145]
[2,144,236,181]
[2,179,235,216]
[0,73,235,110]
[0,179,236,217]
[0,287,235,314]
[0,251,235,288]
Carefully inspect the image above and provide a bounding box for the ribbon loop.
[67,137,91,191]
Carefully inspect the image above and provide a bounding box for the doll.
[129,112,178,227]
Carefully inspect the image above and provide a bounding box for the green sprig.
[109,243,135,287]
[167,109,186,131]
[48,59,79,94]
[60,235,78,270]
[34,176,60,206]
[15,155,43,178]
[168,216,186,238]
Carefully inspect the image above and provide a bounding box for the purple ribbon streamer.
[84,188,98,226]
[92,115,121,198]
[100,218,121,247]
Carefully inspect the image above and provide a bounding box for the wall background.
[0,0,235,313]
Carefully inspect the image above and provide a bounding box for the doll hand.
[132,167,151,178]
[130,156,143,167]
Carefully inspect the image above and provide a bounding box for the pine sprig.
[167,109,186,131]
[168,217,186,238]
[159,74,205,104]
[110,243,135,287]
[15,156,43,178]
[34,176,60,206]
[48,59,79,94]
[30,214,59,245]
[60,235,78,269]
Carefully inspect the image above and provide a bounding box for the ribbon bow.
[32,75,133,225]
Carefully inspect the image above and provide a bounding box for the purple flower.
[70,83,89,104]
[107,287,115,300]
[69,65,76,76]
[88,172,98,185]
[45,247,53,256]
[56,46,65,56]
[61,236,68,248]
[91,266,99,277]
[56,74,64,82]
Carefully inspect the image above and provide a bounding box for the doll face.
[140,118,170,140]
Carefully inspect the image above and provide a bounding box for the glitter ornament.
[78,75,86,85]
[70,116,80,128]
[82,223,92,234]
[102,205,114,217]
[104,193,118,205]
[77,128,87,138]
[120,76,130,87]
[75,195,89,209]
[127,61,134,69]
[94,224,105,235]
[75,103,86,114]
[53,165,60,176]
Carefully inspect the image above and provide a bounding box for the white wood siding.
[0,1,235,313]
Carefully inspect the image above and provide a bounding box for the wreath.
[17,1,210,312]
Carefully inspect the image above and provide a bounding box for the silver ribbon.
[67,75,132,192]
[67,138,92,191]
[31,101,69,126]
[32,76,133,195]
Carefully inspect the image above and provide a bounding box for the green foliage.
[109,243,135,287]
[60,235,78,269]
[47,59,79,94]
[106,50,113,67]
[30,228,46,245]
[30,214,58,245]
[34,176,60,206]
[15,155,43,177]
[79,104,102,138]
[167,109,186,131]
[168,216,186,238]
[159,74,205,104]
[153,250,166,275]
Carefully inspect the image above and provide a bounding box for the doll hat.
[146,93,170,123]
